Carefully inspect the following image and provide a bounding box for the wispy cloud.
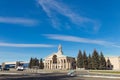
[0,42,54,48]
[38,0,100,31]
[0,16,38,26]
[111,44,120,48]
[43,34,120,48]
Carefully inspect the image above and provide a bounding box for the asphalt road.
[0,73,120,80]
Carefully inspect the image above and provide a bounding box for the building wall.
[44,57,75,70]
[44,45,76,70]
[2,61,29,68]
[106,57,120,70]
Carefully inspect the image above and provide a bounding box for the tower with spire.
[57,44,63,55]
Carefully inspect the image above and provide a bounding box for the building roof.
[44,45,70,60]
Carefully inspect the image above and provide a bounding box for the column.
[57,60,59,69]
[50,60,51,69]
[47,60,49,69]
[62,59,64,69]
[49,60,50,69]
[66,59,68,69]
[51,60,53,69]
[61,59,63,69]
[45,61,47,69]
[69,59,71,69]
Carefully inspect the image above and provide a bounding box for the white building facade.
[106,57,120,70]
[44,45,76,70]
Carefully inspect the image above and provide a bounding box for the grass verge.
[89,70,120,74]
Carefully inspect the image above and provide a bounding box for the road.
[0,72,120,80]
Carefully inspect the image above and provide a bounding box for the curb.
[78,75,120,79]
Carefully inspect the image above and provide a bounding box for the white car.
[67,70,76,76]
[16,66,24,71]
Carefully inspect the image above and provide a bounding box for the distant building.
[2,45,120,70]
[106,57,120,70]
[2,61,29,69]
[44,44,76,70]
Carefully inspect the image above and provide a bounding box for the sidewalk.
[76,70,120,79]
[78,74,120,79]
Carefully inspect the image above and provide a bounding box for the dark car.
[3,67,9,71]
[2,65,10,71]
[0,65,2,71]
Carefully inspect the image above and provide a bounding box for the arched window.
[52,55,57,64]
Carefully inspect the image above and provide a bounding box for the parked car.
[16,66,24,71]
[2,65,10,71]
[0,65,2,71]
[3,67,9,71]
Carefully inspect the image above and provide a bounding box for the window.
[52,55,57,64]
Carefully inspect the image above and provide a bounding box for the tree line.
[77,49,113,70]
[28,49,112,70]
[29,58,44,69]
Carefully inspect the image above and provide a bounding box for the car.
[16,66,24,71]
[2,65,10,71]
[0,66,2,71]
[3,67,9,71]
[67,70,76,76]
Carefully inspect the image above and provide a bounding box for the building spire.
[58,44,63,55]
[58,44,62,51]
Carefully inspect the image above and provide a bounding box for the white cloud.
[38,0,100,31]
[111,44,120,48]
[44,34,120,48]
[0,17,38,26]
[0,42,54,48]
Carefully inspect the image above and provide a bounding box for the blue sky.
[0,0,120,64]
